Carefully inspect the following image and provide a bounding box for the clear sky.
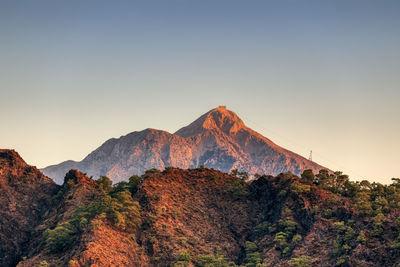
[1,0,399,183]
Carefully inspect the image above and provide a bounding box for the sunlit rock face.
[42,106,326,183]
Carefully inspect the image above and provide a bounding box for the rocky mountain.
[0,150,58,266]
[3,150,400,266]
[42,106,326,184]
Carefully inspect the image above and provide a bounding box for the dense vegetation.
[44,175,142,253]
[246,169,400,266]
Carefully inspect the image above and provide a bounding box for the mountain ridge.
[42,106,327,184]
[2,150,400,266]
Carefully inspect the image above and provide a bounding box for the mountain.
[42,106,326,184]
[0,150,58,266]
[4,151,400,267]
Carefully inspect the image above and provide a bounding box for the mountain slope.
[42,106,325,184]
[11,161,400,267]
[0,150,58,266]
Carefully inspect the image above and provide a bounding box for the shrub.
[230,179,249,199]
[371,213,385,237]
[44,222,76,253]
[279,220,296,235]
[390,234,400,250]
[129,175,141,191]
[290,181,311,194]
[172,250,191,267]
[356,231,367,244]
[274,232,289,248]
[177,250,191,261]
[355,192,373,217]
[109,181,130,197]
[197,253,237,267]
[335,258,347,266]
[321,208,333,219]
[292,234,302,245]
[230,168,249,180]
[164,166,173,173]
[333,222,346,233]
[97,176,112,192]
[244,241,264,266]
[39,261,50,267]
[253,222,269,239]
[290,256,311,267]
[109,175,141,197]
[211,172,220,180]
[301,169,315,185]
[101,191,142,232]
[343,226,356,244]
[145,168,160,174]
[282,246,291,257]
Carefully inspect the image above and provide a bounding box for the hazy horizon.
[1,0,399,183]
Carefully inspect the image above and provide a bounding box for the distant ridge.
[42,106,327,184]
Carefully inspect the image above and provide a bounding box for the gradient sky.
[1,0,399,183]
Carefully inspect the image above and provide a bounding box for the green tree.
[145,168,160,174]
[230,179,249,199]
[172,250,191,267]
[301,169,314,185]
[97,176,112,192]
[230,168,239,177]
[371,213,385,237]
[356,231,367,244]
[274,232,289,248]
[102,191,142,232]
[129,175,141,193]
[43,222,76,253]
[390,234,400,250]
[355,191,373,217]
[39,261,50,267]
[290,256,311,267]
[197,253,237,267]
[244,241,263,266]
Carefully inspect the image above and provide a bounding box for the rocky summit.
[42,106,325,184]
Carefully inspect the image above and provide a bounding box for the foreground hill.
[3,150,400,266]
[42,106,325,184]
[0,150,58,266]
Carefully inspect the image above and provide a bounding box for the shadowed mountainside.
[42,106,325,184]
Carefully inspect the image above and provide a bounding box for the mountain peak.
[42,106,327,183]
[175,106,246,138]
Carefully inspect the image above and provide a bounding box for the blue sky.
[1,0,399,183]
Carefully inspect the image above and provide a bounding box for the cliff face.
[42,106,325,184]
